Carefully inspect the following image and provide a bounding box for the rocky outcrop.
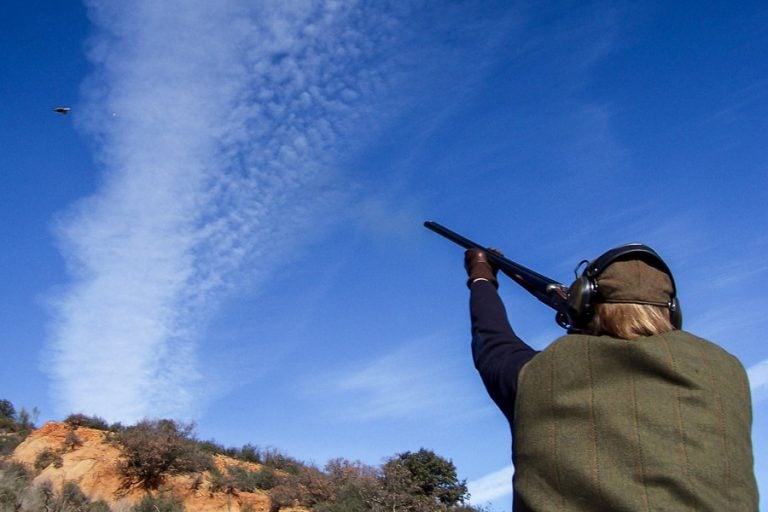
[9,422,274,511]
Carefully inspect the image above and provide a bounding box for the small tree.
[16,407,38,432]
[392,449,469,507]
[318,458,380,512]
[377,458,433,512]
[0,399,15,419]
[0,399,20,434]
[116,419,212,490]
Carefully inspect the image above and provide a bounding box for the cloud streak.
[467,464,513,505]
[313,336,480,422]
[748,359,768,404]
[47,1,399,422]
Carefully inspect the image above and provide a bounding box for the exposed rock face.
[9,422,274,511]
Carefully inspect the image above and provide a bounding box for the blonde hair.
[587,302,675,340]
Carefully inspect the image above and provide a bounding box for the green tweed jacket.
[513,330,758,511]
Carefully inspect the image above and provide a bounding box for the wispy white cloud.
[467,464,513,505]
[47,1,402,422]
[748,359,768,404]
[310,336,481,422]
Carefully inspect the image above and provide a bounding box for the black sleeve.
[470,279,538,423]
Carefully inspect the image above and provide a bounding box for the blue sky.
[1,1,767,510]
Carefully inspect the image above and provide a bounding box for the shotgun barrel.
[424,220,572,328]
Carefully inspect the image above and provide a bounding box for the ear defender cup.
[669,296,682,330]
[566,243,682,331]
[565,275,596,329]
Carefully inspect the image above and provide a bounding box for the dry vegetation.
[0,399,488,512]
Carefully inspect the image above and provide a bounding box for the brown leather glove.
[464,248,499,289]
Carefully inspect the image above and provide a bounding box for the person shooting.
[427,222,758,511]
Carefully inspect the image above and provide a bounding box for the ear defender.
[566,274,596,330]
[668,295,682,331]
[566,244,682,331]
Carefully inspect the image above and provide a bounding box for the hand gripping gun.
[424,220,573,329]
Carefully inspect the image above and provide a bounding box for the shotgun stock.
[424,220,572,328]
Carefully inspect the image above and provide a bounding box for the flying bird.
[53,107,71,115]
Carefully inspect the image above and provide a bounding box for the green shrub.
[318,458,379,511]
[0,461,31,510]
[54,481,90,511]
[64,413,110,431]
[197,439,226,456]
[0,400,15,420]
[64,430,83,451]
[30,480,57,511]
[294,466,334,508]
[0,473,112,512]
[0,399,23,436]
[0,432,24,457]
[15,407,38,432]
[260,447,303,475]
[267,467,333,512]
[0,417,17,433]
[129,492,185,512]
[116,419,213,490]
[227,464,279,492]
[207,466,236,495]
[237,444,261,464]
[88,500,113,512]
[0,402,33,457]
[387,448,469,506]
[41,481,114,512]
[34,447,63,470]
[189,473,204,491]
[268,481,302,512]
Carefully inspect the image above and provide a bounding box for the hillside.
[6,421,277,511]
[1,412,481,512]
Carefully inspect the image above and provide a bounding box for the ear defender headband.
[566,243,682,331]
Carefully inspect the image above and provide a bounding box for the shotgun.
[424,220,573,328]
